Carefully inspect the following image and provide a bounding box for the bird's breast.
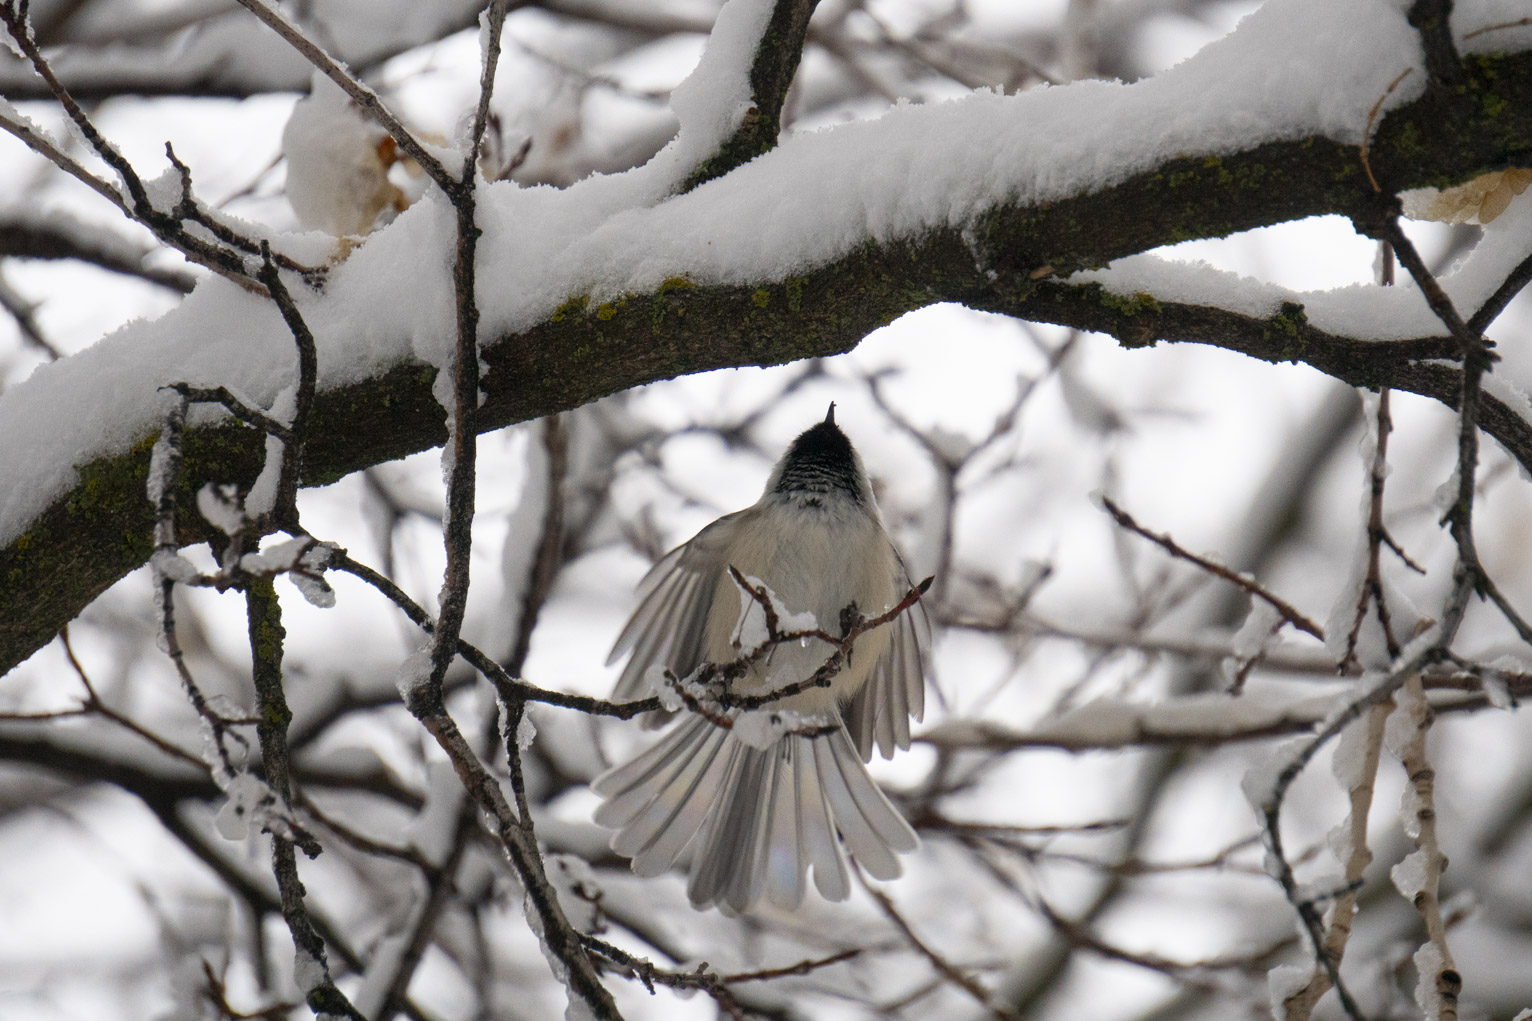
[702,504,897,715]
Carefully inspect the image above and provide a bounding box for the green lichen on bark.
[6,47,1532,675]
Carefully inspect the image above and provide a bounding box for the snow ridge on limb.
[6,3,1532,678]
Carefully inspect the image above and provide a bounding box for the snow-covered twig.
[1259,630,1446,1021]
[409,706,620,1018]
[1281,702,1389,1020]
[0,3,262,288]
[1368,209,1530,647]
[582,934,861,1015]
[711,568,932,711]
[413,0,514,717]
[242,577,362,1019]
[252,242,317,532]
[1287,308,1402,1019]
[1340,390,1406,672]
[147,397,247,779]
[1389,675,1461,1020]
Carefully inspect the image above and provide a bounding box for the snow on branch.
[3,1,1532,682]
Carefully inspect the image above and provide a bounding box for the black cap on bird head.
[768,402,869,503]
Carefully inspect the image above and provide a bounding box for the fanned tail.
[593,716,918,913]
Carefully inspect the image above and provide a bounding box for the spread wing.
[607,510,746,702]
[844,553,930,761]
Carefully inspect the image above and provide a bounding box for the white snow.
[1078,187,1532,347]
[729,572,818,654]
[394,643,436,699]
[1267,962,1312,1020]
[499,425,550,653]
[282,72,401,238]
[1229,599,1284,659]
[406,760,465,867]
[2,0,1527,570]
[352,925,412,1019]
[245,385,298,520]
[1241,736,1311,817]
[732,707,825,749]
[1390,846,1429,901]
[516,709,537,751]
[1329,708,1376,791]
[195,483,246,538]
[293,945,327,995]
[1411,941,1446,1020]
[290,541,340,607]
[213,771,273,841]
[238,535,314,576]
[649,663,684,710]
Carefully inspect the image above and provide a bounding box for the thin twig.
[332,551,660,720]
[1392,675,1461,1020]
[1358,68,1414,193]
[858,869,1017,1020]
[244,578,362,1019]
[1098,496,1325,640]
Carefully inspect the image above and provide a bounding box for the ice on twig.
[733,708,826,750]
[291,542,339,607]
[546,853,603,932]
[394,645,435,699]
[516,710,537,751]
[1390,847,1429,902]
[650,664,685,712]
[245,386,297,520]
[730,573,817,654]
[1266,963,1310,1021]
[214,771,274,841]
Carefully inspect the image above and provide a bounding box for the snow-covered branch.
[4,14,1532,673]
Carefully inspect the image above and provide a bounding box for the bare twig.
[332,551,660,720]
[1372,209,1532,647]
[1097,496,1325,641]
[0,4,262,288]
[859,869,1017,1020]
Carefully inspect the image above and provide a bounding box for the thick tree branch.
[681,0,820,191]
[4,48,1532,675]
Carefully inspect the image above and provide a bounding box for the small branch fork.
[1259,194,1532,1020]
[1286,255,1402,1020]
[0,2,322,291]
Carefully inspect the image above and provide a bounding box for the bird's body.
[593,409,927,913]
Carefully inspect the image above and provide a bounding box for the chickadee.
[593,405,928,914]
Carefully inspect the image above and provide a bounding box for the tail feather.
[763,749,804,909]
[815,730,915,881]
[593,715,918,913]
[793,737,850,904]
[690,744,773,910]
[594,718,728,875]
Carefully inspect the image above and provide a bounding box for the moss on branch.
[4,47,1532,674]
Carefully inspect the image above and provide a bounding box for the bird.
[592,404,929,914]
